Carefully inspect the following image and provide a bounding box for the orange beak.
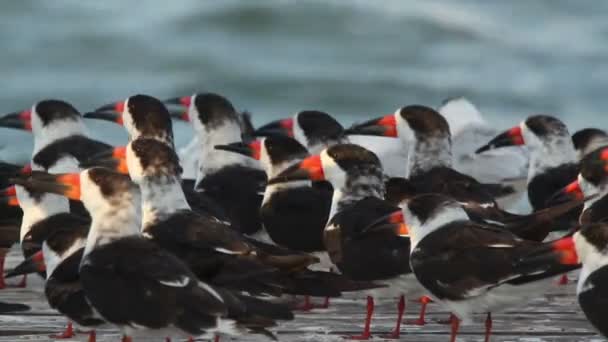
[345,114,397,137]
[363,210,410,237]
[1,195,19,207]
[268,154,324,184]
[80,146,129,175]
[552,236,579,265]
[56,173,82,200]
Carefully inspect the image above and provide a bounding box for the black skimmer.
[123,137,379,300]
[269,143,425,339]
[216,136,334,311]
[215,136,332,253]
[5,183,101,340]
[568,223,608,338]
[0,100,114,222]
[182,93,266,236]
[371,193,580,342]
[476,115,580,214]
[164,94,257,141]
[255,110,406,178]
[85,94,228,221]
[15,167,294,341]
[438,97,529,209]
[93,95,174,146]
[550,145,608,225]
[346,105,513,199]
[0,100,112,172]
[572,128,608,160]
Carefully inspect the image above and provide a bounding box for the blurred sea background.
[1,0,607,162]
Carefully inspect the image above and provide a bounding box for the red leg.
[344,296,374,340]
[165,338,171,342]
[0,255,6,289]
[49,321,75,339]
[294,295,315,311]
[121,335,132,342]
[213,335,220,342]
[15,274,27,288]
[407,295,432,325]
[449,314,460,342]
[558,274,568,285]
[87,330,96,342]
[380,295,405,339]
[484,312,492,342]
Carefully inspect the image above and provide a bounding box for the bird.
[269,143,426,339]
[215,136,332,255]
[370,193,580,342]
[84,94,228,221]
[14,167,294,341]
[437,97,529,209]
[6,182,102,340]
[181,93,266,236]
[254,110,406,177]
[549,145,608,225]
[476,115,580,214]
[216,135,335,311]
[571,128,608,160]
[569,222,608,338]
[346,105,514,200]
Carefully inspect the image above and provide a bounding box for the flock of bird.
[0,93,606,342]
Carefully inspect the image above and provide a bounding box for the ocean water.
[1,0,607,162]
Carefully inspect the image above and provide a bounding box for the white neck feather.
[528,135,577,181]
[408,135,452,177]
[139,176,191,230]
[195,122,260,181]
[33,121,88,156]
[83,200,141,257]
[406,205,468,251]
[18,193,70,242]
[328,177,384,224]
[575,231,608,294]
[43,237,86,278]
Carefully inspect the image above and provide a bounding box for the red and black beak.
[5,250,45,278]
[476,126,525,154]
[551,236,579,265]
[344,115,397,137]
[164,96,192,122]
[215,140,262,160]
[0,110,32,131]
[516,235,580,273]
[0,195,19,207]
[268,155,324,184]
[83,111,123,125]
[547,179,584,206]
[80,146,128,175]
[0,186,16,197]
[364,210,409,237]
[88,100,126,125]
[254,118,294,138]
[10,172,81,201]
